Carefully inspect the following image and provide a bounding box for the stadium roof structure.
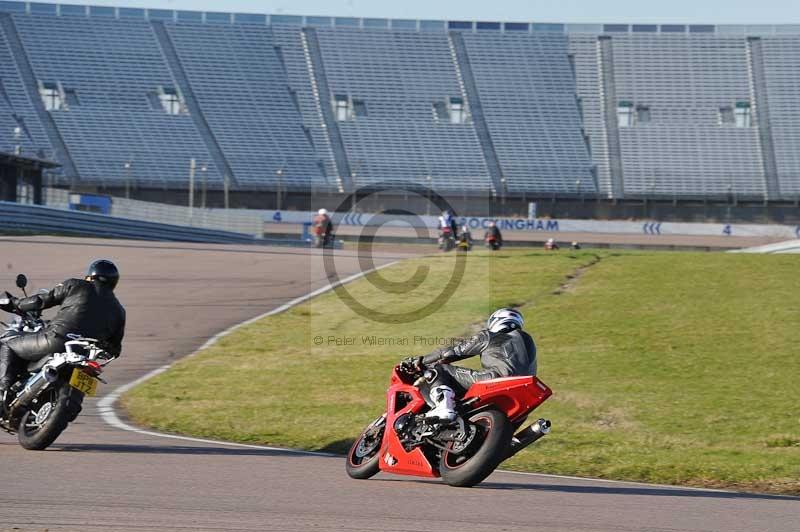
[1,1,800,35]
[0,150,59,170]
[0,150,58,204]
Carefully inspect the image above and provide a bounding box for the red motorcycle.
[346,363,552,487]
[485,235,501,251]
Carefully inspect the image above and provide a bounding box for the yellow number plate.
[69,368,98,397]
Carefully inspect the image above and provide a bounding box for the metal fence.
[0,201,306,246]
[110,197,264,236]
[43,188,264,236]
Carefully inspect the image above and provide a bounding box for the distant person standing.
[313,208,334,248]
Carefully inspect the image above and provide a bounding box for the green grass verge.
[123,249,800,495]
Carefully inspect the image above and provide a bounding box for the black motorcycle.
[0,274,116,450]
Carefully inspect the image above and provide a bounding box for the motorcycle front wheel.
[345,415,386,480]
[439,408,512,487]
[17,382,84,450]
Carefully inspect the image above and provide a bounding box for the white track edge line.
[97,261,398,455]
[96,259,755,496]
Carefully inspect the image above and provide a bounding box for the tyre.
[17,382,84,451]
[440,408,512,487]
[345,415,386,480]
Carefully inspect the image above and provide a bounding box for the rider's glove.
[400,356,424,373]
[99,350,118,361]
[96,341,120,359]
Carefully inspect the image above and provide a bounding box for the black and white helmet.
[486,308,524,333]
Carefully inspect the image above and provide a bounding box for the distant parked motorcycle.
[0,274,117,450]
[346,359,552,487]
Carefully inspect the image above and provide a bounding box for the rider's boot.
[425,385,457,422]
[0,344,14,404]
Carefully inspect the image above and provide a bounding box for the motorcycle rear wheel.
[17,382,84,450]
[439,408,511,487]
[345,415,385,480]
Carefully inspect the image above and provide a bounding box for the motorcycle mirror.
[15,274,27,289]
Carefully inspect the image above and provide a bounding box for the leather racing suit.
[0,279,125,389]
[422,328,537,394]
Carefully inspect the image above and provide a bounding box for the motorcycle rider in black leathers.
[402,308,536,421]
[0,260,125,400]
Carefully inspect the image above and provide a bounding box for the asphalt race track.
[0,237,796,532]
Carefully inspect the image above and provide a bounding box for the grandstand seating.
[608,34,765,197]
[11,13,223,188]
[272,25,339,187]
[567,34,612,197]
[0,2,799,201]
[761,36,800,195]
[0,19,51,159]
[313,26,491,191]
[461,31,595,194]
[163,22,327,189]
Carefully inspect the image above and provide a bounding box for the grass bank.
[123,249,800,495]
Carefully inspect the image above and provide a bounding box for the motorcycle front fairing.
[378,367,439,478]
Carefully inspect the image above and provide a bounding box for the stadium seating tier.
[0,4,798,200]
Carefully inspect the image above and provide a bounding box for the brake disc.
[450,424,477,453]
[34,402,54,425]
[355,429,383,458]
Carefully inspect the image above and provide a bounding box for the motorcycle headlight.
[393,413,413,435]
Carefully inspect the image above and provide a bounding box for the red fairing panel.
[379,429,438,477]
[378,368,439,477]
[464,376,552,422]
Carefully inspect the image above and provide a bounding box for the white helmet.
[486,308,524,333]
[318,208,328,215]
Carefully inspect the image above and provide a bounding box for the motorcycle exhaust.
[7,370,53,420]
[505,418,551,460]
